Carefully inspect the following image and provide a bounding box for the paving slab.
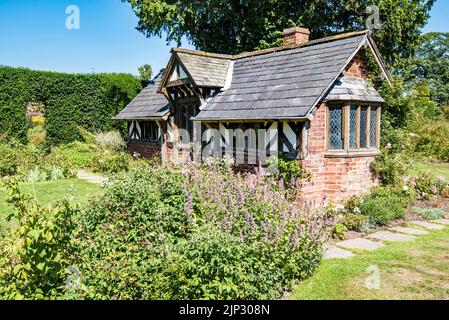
[336,238,384,251]
[368,231,415,242]
[410,220,445,230]
[323,246,355,259]
[389,226,429,236]
[432,219,449,225]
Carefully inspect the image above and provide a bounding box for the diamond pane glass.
[329,107,343,149]
[349,106,357,149]
[370,107,377,147]
[360,106,368,148]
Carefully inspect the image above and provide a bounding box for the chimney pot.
[282,27,310,46]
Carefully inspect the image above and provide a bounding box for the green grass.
[0,179,100,226]
[409,161,449,179]
[289,227,449,300]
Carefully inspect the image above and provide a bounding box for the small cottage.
[115,27,391,206]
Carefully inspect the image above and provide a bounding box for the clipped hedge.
[0,66,141,145]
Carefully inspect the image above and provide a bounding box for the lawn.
[289,227,449,299]
[409,161,449,180]
[0,179,100,226]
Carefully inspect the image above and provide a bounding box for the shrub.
[408,114,449,161]
[360,188,407,226]
[94,131,126,151]
[73,164,328,299]
[0,66,141,145]
[411,207,447,220]
[413,172,448,199]
[89,150,131,174]
[267,155,305,188]
[0,144,18,177]
[0,179,78,299]
[326,197,369,235]
[52,141,99,168]
[371,149,411,186]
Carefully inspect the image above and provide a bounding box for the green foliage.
[73,164,326,299]
[407,114,449,162]
[0,66,141,145]
[124,0,434,70]
[372,148,411,186]
[51,142,99,169]
[326,196,369,236]
[94,131,126,151]
[0,144,18,177]
[333,223,348,240]
[360,186,411,225]
[410,32,449,105]
[89,150,132,174]
[138,64,153,83]
[268,155,304,188]
[413,172,448,199]
[0,179,78,299]
[411,207,447,220]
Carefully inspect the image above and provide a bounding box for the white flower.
[403,185,409,191]
[353,207,361,214]
[386,143,392,149]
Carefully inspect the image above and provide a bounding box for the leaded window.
[329,106,343,149]
[327,104,380,152]
[349,106,357,149]
[359,106,368,148]
[370,106,377,147]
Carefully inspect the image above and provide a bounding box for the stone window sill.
[324,149,380,158]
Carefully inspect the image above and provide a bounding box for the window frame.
[132,120,161,145]
[325,103,381,157]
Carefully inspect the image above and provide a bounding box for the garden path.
[324,220,448,259]
[77,170,108,185]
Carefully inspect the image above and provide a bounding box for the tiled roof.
[194,33,369,121]
[175,51,232,88]
[324,77,385,103]
[114,70,170,120]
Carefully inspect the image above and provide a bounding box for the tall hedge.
[0,66,142,145]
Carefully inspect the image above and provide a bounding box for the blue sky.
[0,0,447,76]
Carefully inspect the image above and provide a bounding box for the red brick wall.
[297,103,378,208]
[128,141,162,160]
[344,50,369,79]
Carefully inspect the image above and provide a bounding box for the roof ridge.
[171,48,234,60]
[172,30,370,60]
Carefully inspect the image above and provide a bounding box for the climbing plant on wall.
[0,66,142,145]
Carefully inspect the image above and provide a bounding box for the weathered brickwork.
[344,51,369,79]
[128,141,161,160]
[297,103,378,208]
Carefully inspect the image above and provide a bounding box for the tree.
[123,0,434,71]
[409,32,449,105]
[138,64,153,82]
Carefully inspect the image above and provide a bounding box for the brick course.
[128,141,162,160]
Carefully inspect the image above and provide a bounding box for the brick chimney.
[282,27,310,46]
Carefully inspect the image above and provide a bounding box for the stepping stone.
[410,220,445,230]
[368,231,415,242]
[432,219,449,225]
[336,238,384,251]
[323,246,355,259]
[389,226,429,236]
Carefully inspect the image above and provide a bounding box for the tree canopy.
[138,64,153,83]
[410,32,449,105]
[124,0,434,71]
